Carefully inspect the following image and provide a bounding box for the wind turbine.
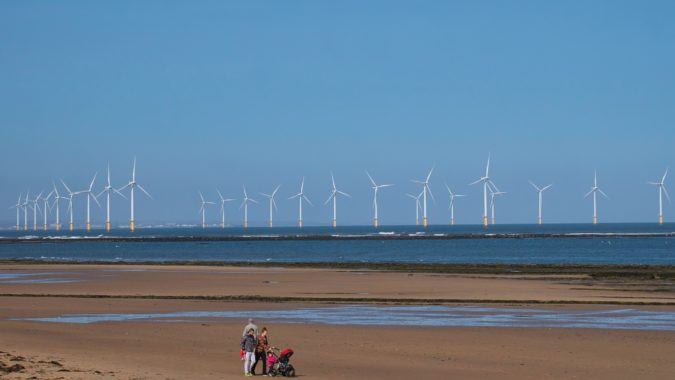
[260,185,281,228]
[240,186,259,228]
[445,184,465,226]
[52,183,68,231]
[31,191,42,231]
[585,171,608,225]
[97,165,127,232]
[40,190,54,231]
[405,191,423,226]
[648,168,670,225]
[411,167,434,228]
[198,191,215,228]
[489,188,506,225]
[366,171,393,228]
[529,181,552,225]
[10,194,22,231]
[74,173,100,232]
[60,179,76,231]
[216,189,235,228]
[22,192,29,231]
[289,177,312,227]
[325,172,351,228]
[470,155,499,227]
[118,157,152,232]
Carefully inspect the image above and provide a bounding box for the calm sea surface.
[1,223,674,264]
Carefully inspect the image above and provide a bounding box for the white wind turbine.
[40,190,54,231]
[52,183,68,231]
[260,185,281,228]
[22,192,29,230]
[216,189,235,228]
[198,191,215,228]
[648,168,670,225]
[289,177,312,227]
[60,180,76,231]
[10,194,21,231]
[118,157,152,232]
[240,186,259,228]
[584,171,608,225]
[529,181,552,225]
[470,155,499,227]
[366,171,393,228]
[411,167,434,228]
[74,173,101,232]
[405,191,423,226]
[445,184,465,226]
[31,191,42,231]
[97,165,126,232]
[489,188,506,225]
[325,172,351,228]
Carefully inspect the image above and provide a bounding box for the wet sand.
[1,264,675,379]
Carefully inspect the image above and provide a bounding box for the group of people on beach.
[241,318,273,376]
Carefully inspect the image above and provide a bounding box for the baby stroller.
[267,347,296,377]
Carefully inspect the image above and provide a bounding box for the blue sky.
[1,1,674,227]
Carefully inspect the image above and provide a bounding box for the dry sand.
[1,264,675,379]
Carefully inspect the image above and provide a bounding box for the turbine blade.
[272,185,281,197]
[663,168,669,183]
[300,177,305,193]
[529,181,540,191]
[60,179,72,194]
[137,184,152,199]
[598,189,608,198]
[426,166,434,182]
[331,172,336,189]
[365,171,376,187]
[113,188,127,199]
[338,190,351,198]
[468,178,483,186]
[216,189,224,202]
[303,195,313,206]
[584,189,594,198]
[663,186,671,204]
[199,191,205,203]
[427,185,435,203]
[91,193,101,208]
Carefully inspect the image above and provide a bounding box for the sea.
[1,223,674,265]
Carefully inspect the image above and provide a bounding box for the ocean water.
[0,223,674,264]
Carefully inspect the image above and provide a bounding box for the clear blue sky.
[1,1,674,227]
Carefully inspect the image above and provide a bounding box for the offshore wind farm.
[5,155,671,233]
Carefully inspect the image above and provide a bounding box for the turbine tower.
[289,177,312,227]
[366,171,393,228]
[198,191,215,228]
[489,189,506,225]
[52,183,68,231]
[74,173,100,232]
[119,157,152,232]
[60,180,76,231]
[445,184,465,226]
[216,189,235,228]
[529,181,552,225]
[260,185,281,228]
[470,155,498,227]
[10,194,21,231]
[648,168,670,225]
[40,190,54,231]
[22,192,29,231]
[31,191,42,231]
[97,165,126,232]
[405,191,423,226]
[584,171,608,225]
[240,186,259,228]
[411,167,434,228]
[325,172,351,228]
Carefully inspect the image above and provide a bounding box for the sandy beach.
[1,264,675,379]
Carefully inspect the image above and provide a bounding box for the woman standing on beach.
[251,327,269,375]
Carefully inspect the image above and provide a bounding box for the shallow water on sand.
[14,306,675,331]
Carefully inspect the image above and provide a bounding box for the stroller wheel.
[285,365,296,377]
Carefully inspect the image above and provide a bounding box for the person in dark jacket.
[251,327,269,375]
[241,328,256,376]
